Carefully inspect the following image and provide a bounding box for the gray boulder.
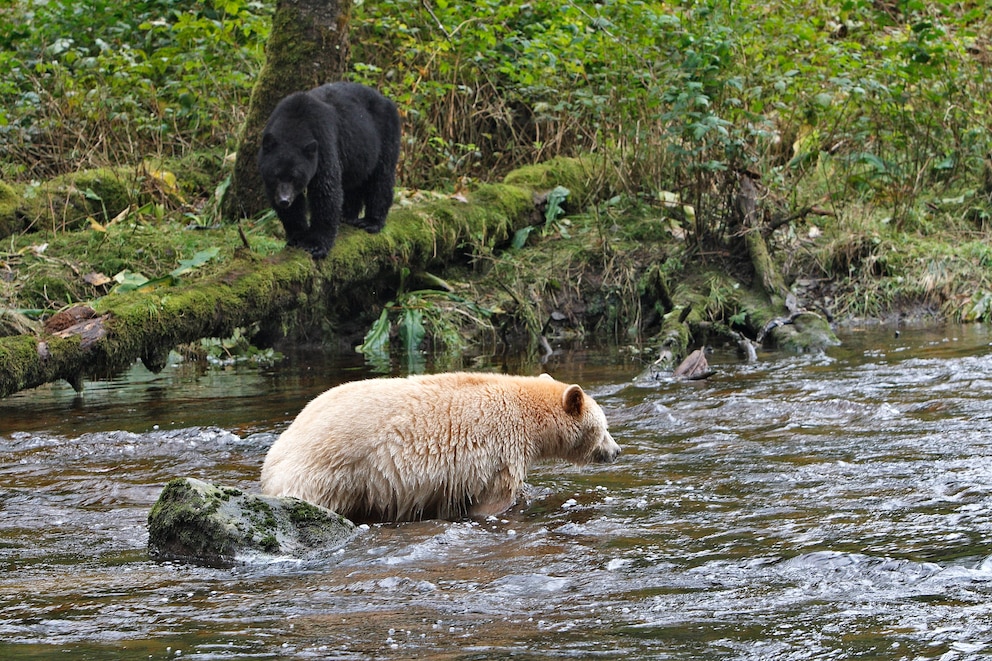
[148,477,356,566]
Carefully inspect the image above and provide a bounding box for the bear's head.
[559,384,620,465]
[257,132,319,210]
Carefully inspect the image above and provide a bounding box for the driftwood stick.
[764,204,835,235]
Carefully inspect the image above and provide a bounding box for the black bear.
[257,82,401,258]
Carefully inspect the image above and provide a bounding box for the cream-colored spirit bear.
[260,372,620,522]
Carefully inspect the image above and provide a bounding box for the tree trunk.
[222,0,353,221]
[736,172,787,306]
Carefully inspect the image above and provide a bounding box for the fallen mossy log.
[0,248,319,397]
[0,158,597,398]
[0,165,190,239]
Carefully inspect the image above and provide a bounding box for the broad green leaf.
[134,275,178,293]
[356,308,391,357]
[112,270,150,293]
[171,247,221,277]
[512,226,535,250]
[398,307,426,353]
[544,186,570,224]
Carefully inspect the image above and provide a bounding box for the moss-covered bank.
[0,161,542,398]
[9,152,988,399]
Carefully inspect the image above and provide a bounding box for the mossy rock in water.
[770,311,841,353]
[147,477,356,566]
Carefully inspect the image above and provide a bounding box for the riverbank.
[1,153,988,400]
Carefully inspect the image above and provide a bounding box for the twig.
[421,0,451,39]
[237,221,251,251]
[764,205,835,235]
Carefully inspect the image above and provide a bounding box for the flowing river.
[2,324,991,659]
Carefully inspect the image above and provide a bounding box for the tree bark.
[736,172,787,306]
[222,0,353,221]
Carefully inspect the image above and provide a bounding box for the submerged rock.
[673,348,714,380]
[772,311,841,353]
[147,477,356,566]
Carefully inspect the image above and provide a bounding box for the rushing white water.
[2,325,991,659]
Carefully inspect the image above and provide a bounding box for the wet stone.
[771,311,840,353]
[147,477,356,566]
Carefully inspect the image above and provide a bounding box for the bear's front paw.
[286,237,331,259]
[303,243,330,259]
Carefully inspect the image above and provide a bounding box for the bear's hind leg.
[341,193,364,227]
[468,470,519,518]
[468,493,517,518]
[351,163,396,234]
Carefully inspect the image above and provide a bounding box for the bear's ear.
[303,140,319,158]
[562,384,584,417]
[539,373,554,381]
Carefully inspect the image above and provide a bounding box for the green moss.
[288,497,356,547]
[17,167,137,232]
[503,156,602,208]
[147,478,236,563]
[736,287,781,332]
[776,312,840,353]
[0,335,49,398]
[287,499,331,524]
[245,497,278,530]
[6,217,266,312]
[745,226,787,305]
[656,304,701,361]
[18,274,78,309]
[0,333,85,396]
[471,182,535,221]
[0,180,21,239]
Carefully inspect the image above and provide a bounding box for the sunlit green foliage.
[1,0,991,338]
[351,0,991,236]
[0,0,269,178]
[3,0,988,232]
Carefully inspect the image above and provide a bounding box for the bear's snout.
[274,182,297,208]
[593,433,621,463]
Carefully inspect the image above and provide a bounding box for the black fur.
[258,82,401,258]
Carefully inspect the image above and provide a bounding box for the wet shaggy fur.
[260,372,620,523]
[257,81,400,259]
